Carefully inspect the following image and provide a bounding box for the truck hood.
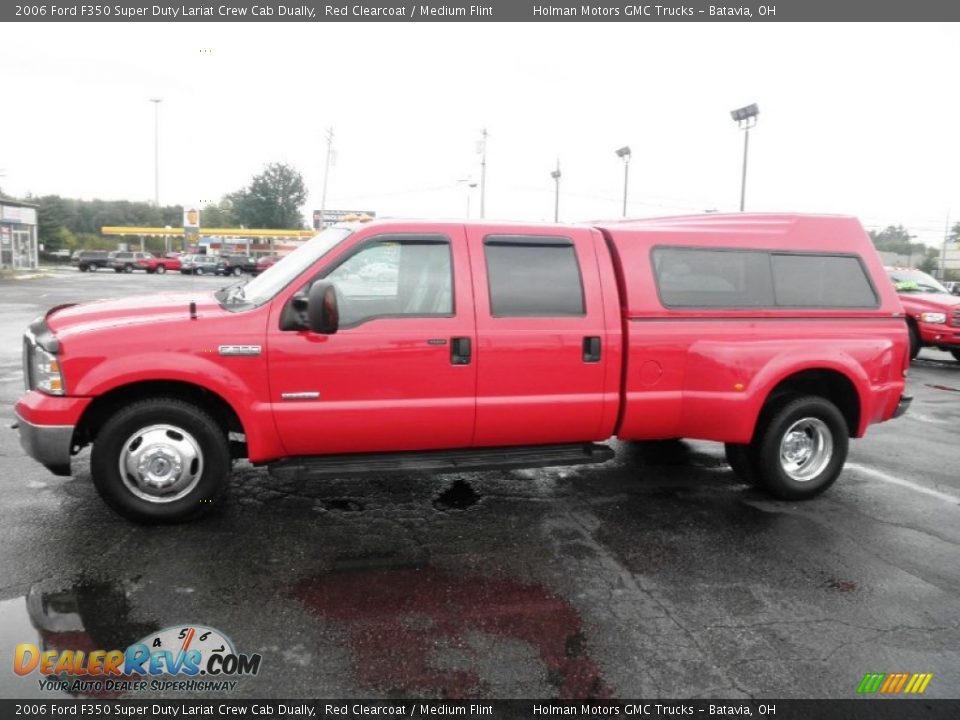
[46,292,222,339]
[897,291,960,311]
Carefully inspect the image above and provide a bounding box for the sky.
[2,22,959,247]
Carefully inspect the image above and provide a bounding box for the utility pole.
[319,127,334,230]
[739,128,750,212]
[479,128,488,219]
[730,104,759,212]
[149,98,163,251]
[940,212,952,279]
[550,159,561,222]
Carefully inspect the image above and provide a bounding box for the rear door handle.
[583,336,601,363]
[451,337,472,365]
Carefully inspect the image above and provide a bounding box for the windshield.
[887,269,949,294]
[216,226,353,308]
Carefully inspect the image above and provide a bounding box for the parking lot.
[0,269,958,699]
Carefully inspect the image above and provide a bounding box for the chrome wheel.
[118,424,204,503]
[779,417,832,482]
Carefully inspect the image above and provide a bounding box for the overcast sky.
[2,22,959,246]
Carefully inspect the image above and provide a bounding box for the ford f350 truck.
[15,214,912,523]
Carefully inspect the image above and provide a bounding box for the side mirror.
[307,281,339,334]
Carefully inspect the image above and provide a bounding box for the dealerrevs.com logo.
[857,672,933,695]
[14,625,262,694]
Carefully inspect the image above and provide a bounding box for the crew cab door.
[267,227,477,456]
[465,227,615,446]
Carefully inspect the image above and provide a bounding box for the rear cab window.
[483,235,585,317]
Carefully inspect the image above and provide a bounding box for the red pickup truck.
[137,253,182,274]
[16,214,911,523]
[885,267,960,362]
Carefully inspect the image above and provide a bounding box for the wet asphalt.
[0,269,958,700]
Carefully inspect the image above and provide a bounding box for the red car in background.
[886,267,960,361]
[138,253,182,275]
[254,254,280,274]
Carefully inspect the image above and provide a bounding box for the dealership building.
[0,200,39,270]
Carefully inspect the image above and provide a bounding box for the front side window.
[324,236,453,327]
[484,235,585,317]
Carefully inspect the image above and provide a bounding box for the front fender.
[69,352,281,461]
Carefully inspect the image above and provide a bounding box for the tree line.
[0,162,307,253]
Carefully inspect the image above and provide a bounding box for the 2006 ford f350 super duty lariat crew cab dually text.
[15,214,912,523]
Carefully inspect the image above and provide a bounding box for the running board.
[267,443,615,478]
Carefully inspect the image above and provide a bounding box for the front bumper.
[893,394,913,419]
[14,412,74,476]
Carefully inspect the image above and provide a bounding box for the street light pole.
[319,127,334,230]
[730,103,759,212]
[149,98,162,207]
[550,160,561,222]
[615,146,631,218]
[479,128,488,219]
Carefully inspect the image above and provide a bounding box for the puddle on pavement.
[289,565,609,698]
[434,479,481,510]
[0,579,159,698]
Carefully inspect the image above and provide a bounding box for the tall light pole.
[149,98,162,207]
[615,146,631,217]
[458,178,477,218]
[319,127,334,229]
[730,103,759,212]
[550,160,561,222]
[478,128,488,219]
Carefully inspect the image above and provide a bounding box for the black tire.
[156,265,166,275]
[233,266,242,276]
[724,443,759,485]
[114,267,122,273]
[90,398,230,524]
[908,323,920,360]
[752,395,849,501]
[951,349,960,363]
[78,265,88,272]
[124,264,134,273]
[196,267,204,275]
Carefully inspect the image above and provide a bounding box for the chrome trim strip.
[281,392,320,400]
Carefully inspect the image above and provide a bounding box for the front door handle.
[451,337,472,365]
[583,336,601,363]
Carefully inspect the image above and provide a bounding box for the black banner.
[5,0,960,23]
[2,700,960,719]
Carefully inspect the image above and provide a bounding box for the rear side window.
[772,254,877,307]
[652,248,773,307]
[484,235,585,317]
[652,247,878,309]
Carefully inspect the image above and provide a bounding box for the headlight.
[33,345,65,395]
[919,312,947,324]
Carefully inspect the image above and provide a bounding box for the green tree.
[868,225,916,255]
[201,198,236,227]
[229,163,306,229]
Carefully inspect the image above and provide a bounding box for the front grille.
[22,336,35,391]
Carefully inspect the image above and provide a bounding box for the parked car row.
[71,250,281,276]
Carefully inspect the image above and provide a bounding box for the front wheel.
[156,265,166,275]
[124,264,134,273]
[908,323,920,360]
[233,266,242,276]
[951,349,960,363]
[752,396,849,501]
[90,398,230,523]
